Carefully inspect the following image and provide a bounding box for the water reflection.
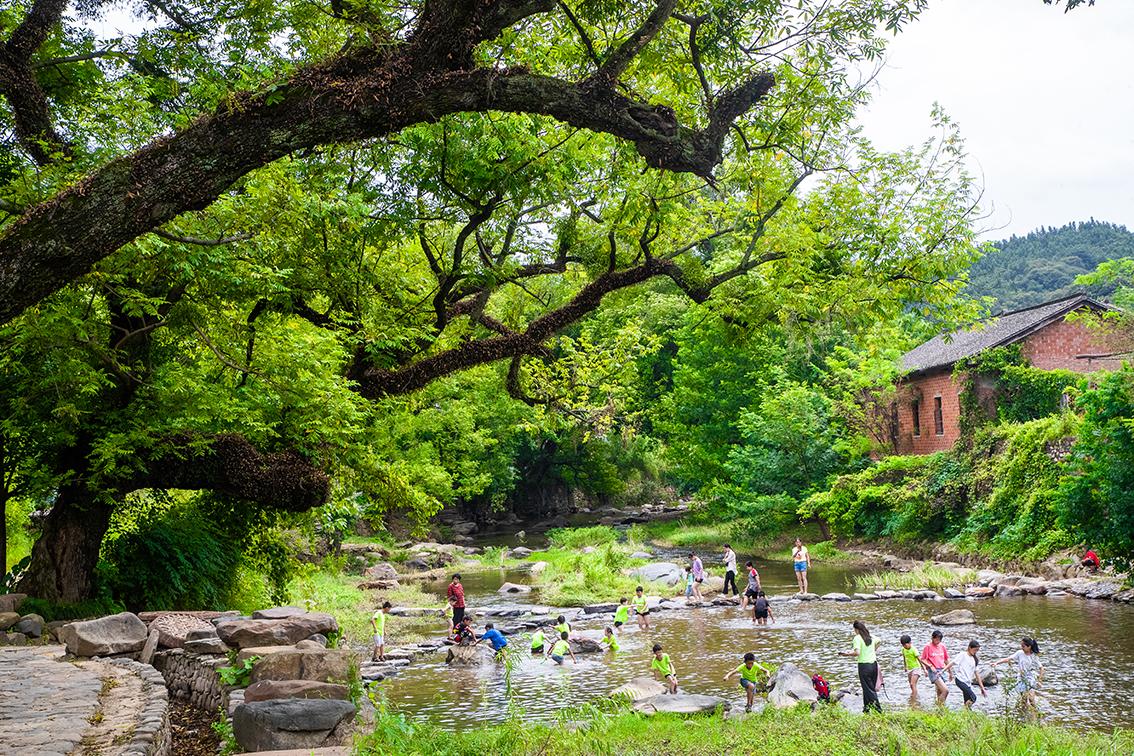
[383,558,1134,731]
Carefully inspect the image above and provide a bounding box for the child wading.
[724,652,770,712]
[992,637,1044,709]
[370,601,391,662]
[554,615,572,638]
[840,620,881,712]
[954,640,987,709]
[614,598,630,630]
[741,561,761,610]
[633,586,650,629]
[529,625,547,655]
[476,621,508,659]
[920,630,952,706]
[900,634,925,704]
[651,643,678,694]
[601,626,620,653]
[681,566,695,604]
[546,631,576,665]
[752,591,773,625]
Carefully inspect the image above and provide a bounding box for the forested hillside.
[969,220,1134,310]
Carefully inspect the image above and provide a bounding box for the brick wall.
[1019,317,1126,372]
[894,369,964,454]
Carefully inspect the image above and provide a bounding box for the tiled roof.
[900,294,1110,374]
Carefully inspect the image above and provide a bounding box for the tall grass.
[532,543,652,606]
[546,525,620,549]
[354,698,1134,756]
[854,563,977,591]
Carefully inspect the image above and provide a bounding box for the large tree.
[1,0,989,602]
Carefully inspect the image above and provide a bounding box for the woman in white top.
[992,637,1044,708]
[791,538,811,594]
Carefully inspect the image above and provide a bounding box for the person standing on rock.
[722,545,739,597]
[651,643,679,694]
[724,651,771,712]
[792,538,811,595]
[920,630,952,706]
[633,586,651,630]
[840,620,881,713]
[447,574,466,628]
[690,551,705,603]
[371,601,392,662]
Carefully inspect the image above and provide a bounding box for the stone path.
[0,645,150,756]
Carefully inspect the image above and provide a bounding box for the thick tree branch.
[0,0,71,164]
[591,0,678,83]
[114,433,330,511]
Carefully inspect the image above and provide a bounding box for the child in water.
[546,631,577,665]
[633,586,650,630]
[954,639,987,709]
[650,643,678,694]
[601,626,620,653]
[752,591,774,625]
[992,637,1044,708]
[529,625,547,655]
[900,634,925,703]
[614,598,630,630]
[723,652,770,712]
[682,566,695,604]
[920,630,952,706]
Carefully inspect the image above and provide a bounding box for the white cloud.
[856,0,1134,238]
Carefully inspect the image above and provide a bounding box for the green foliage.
[355,699,1134,756]
[2,555,29,593]
[18,595,125,623]
[855,563,976,591]
[546,526,619,549]
[997,365,1087,423]
[970,220,1134,309]
[529,543,648,606]
[211,710,239,756]
[217,656,258,687]
[1056,370,1134,567]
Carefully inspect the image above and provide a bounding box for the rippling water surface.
[383,556,1134,731]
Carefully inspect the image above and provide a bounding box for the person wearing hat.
[919,629,952,706]
[954,639,987,709]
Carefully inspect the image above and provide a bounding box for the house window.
[934,396,944,436]
[911,400,921,437]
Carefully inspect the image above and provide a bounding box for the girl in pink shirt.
[920,629,953,705]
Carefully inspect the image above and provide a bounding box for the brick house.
[894,294,1123,454]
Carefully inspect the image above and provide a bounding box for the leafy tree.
[0,0,988,602]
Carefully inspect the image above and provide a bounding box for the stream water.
[383,554,1134,732]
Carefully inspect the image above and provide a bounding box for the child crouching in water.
[651,643,678,694]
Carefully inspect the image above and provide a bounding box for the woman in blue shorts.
[792,538,811,595]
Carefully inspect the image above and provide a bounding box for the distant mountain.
[968,220,1134,311]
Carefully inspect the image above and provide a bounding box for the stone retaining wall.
[152,648,232,713]
[106,657,173,756]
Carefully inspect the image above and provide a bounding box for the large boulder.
[767,662,817,708]
[184,637,229,655]
[930,609,975,626]
[965,586,994,598]
[568,638,603,654]
[508,547,533,558]
[943,588,965,599]
[633,562,684,586]
[244,680,351,702]
[150,613,216,648]
[446,645,493,665]
[232,699,356,752]
[363,563,399,581]
[61,612,148,657]
[0,612,19,631]
[216,613,338,649]
[610,677,666,701]
[12,613,44,639]
[498,582,532,594]
[633,694,728,716]
[249,647,355,684]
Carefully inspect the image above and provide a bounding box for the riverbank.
[355,701,1134,755]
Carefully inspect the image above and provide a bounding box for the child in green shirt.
[650,643,678,694]
[602,626,620,653]
[633,586,650,630]
[614,598,630,629]
[723,652,770,712]
[554,615,571,637]
[547,631,577,665]
[530,626,547,655]
[370,601,392,662]
[900,634,925,702]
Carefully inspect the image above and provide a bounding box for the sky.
[855,0,1134,239]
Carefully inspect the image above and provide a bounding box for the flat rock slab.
[218,613,338,649]
[931,609,976,626]
[61,612,148,657]
[853,593,879,601]
[633,694,728,716]
[821,592,852,602]
[252,607,310,620]
[244,679,351,702]
[250,648,356,684]
[610,677,666,701]
[151,613,215,648]
[0,645,105,755]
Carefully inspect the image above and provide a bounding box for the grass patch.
[526,543,657,606]
[547,525,619,549]
[766,539,855,563]
[354,700,1134,755]
[627,519,729,549]
[854,563,977,591]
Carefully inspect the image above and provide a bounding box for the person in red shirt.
[447,573,466,627]
[1082,549,1101,573]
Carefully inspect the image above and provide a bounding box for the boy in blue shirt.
[476,622,508,658]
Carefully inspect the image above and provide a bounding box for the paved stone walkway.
[0,645,148,756]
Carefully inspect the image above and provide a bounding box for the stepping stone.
[853,593,879,600]
[633,693,728,715]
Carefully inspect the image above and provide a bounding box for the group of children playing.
[374,580,1047,716]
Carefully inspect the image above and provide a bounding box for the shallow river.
[384,556,1134,731]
